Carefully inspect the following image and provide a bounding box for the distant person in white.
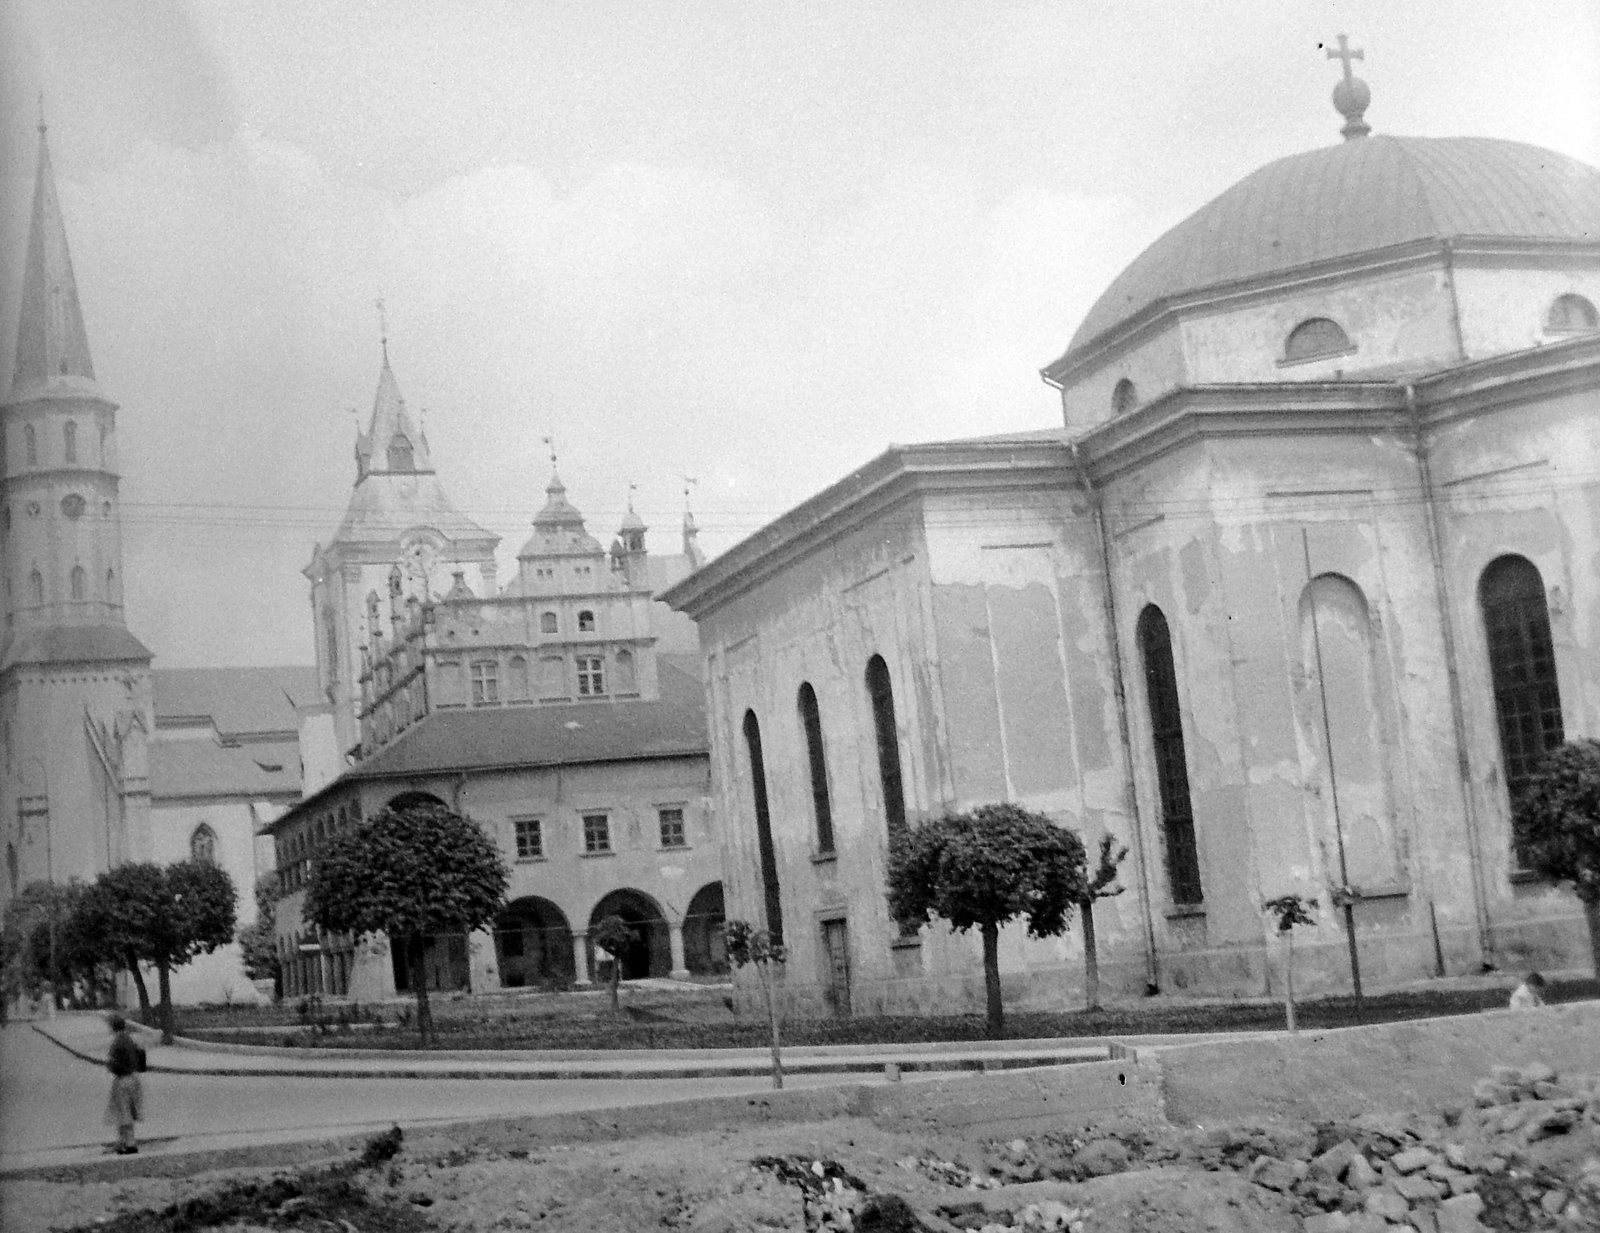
[1508,971,1548,1010]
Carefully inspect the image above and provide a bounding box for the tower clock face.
[401,537,439,589]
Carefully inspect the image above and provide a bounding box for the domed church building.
[665,45,1600,1014]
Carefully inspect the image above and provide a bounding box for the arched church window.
[1137,605,1202,905]
[387,434,414,471]
[540,611,558,634]
[24,424,37,467]
[865,655,906,835]
[1546,293,1598,333]
[106,569,116,600]
[797,682,835,855]
[69,565,85,601]
[190,824,217,864]
[578,610,595,632]
[28,568,43,605]
[613,648,637,693]
[1283,317,1353,363]
[507,655,529,702]
[64,420,77,463]
[742,709,784,944]
[1112,378,1138,416]
[1479,555,1564,805]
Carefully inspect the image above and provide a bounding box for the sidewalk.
[33,1013,1112,1081]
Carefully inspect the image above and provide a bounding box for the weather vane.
[375,293,388,359]
[542,434,558,469]
[682,475,699,509]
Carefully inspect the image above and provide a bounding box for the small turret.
[682,508,705,571]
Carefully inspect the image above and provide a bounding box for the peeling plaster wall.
[1452,266,1600,362]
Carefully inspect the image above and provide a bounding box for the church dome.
[1062,136,1600,362]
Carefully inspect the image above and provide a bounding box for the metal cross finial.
[1326,33,1363,82]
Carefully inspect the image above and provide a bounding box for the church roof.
[1055,136,1600,369]
[153,666,321,739]
[150,737,303,803]
[1,625,152,671]
[9,124,101,401]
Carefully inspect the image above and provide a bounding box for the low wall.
[1155,999,1600,1126]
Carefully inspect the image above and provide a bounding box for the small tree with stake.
[1074,833,1129,1011]
[724,919,787,1089]
[1264,894,1318,1035]
[1513,738,1600,978]
[590,914,638,1014]
[887,803,1088,1037]
[307,799,508,1045]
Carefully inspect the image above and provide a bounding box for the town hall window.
[658,807,687,848]
[742,710,784,944]
[470,659,499,705]
[69,565,85,601]
[1283,317,1352,363]
[24,424,36,466]
[578,610,595,632]
[797,682,836,854]
[64,420,77,463]
[190,824,217,864]
[1138,605,1203,906]
[387,433,414,471]
[865,655,906,835]
[576,655,605,695]
[582,813,611,854]
[1546,293,1598,333]
[1479,555,1564,803]
[1112,377,1138,416]
[28,567,43,605]
[540,611,558,634]
[513,818,543,861]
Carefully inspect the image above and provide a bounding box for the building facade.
[664,78,1600,1017]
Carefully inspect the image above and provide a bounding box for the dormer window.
[578,610,595,632]
[387,434,414,471]
[1112,378,1138,416]
[1282,317,1353,364]
[1546,293,1598,333]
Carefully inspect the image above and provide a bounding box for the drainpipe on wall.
[1071,441,1160,994]
[1407,382,1494,968]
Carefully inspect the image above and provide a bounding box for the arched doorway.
[494,897,574,988]
[588,889,670,980]
[683,882,727,975]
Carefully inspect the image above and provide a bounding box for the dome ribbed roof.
[1064,136,1600,360]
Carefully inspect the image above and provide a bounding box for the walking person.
[104,1014,144,1154]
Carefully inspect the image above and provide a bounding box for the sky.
[1,0,1596,668]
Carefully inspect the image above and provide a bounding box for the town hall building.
[665,57,1600,1016]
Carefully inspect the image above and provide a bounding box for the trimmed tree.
[591,914,638,1014]
[1074,833,1129,1011]
[306,799,509,1044]
[1513,738,1600,977]
[238,870,283,998]
[85,863,164,1021]
[886,803,1088,1037]
[724,919,787,1089]
[1264,894,1318,1035]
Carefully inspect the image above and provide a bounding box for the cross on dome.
[1326,34,1371,141]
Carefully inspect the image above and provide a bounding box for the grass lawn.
[171,976,1599,1051]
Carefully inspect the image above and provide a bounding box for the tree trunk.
[1585,898,1600,981]
[125,950,152,1020]
[1284,931,1298,1036]
[1081,901,1100,1011]
[408,933,434,1045]
[609,962,620,1014]
[156,959,175,1045]
[981,921,1004,1038]
[760,960,784,1090]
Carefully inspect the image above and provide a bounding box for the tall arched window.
[1112,377,1138,416]
[106,569,116,601]
[742,710,783,943]
[69,565,85,601]
[1479,556,1564,802]
[613,649,637,693]
[190,824,217,864]
[1283,317,1352,363]
[64,420,77,463]
[507,654,530,702]
[1546,293,1598,333]
[797,682,836,854]
[28,568,43,605]
[540,611,558,634]
[24,424,37,467]
[1137,606,1203,905]
[387,434,414,471]
[865,655,906,834]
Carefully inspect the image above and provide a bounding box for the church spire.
[12,116,97,394]
[353,342,430,477]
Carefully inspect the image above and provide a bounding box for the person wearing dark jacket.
[104,1014,143,1154]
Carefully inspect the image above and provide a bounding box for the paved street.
[0,1023,896,1171]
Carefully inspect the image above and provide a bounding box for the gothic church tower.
[2,121,153,906]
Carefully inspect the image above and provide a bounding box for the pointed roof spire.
[353,343,431,476]
[12,118,97,394]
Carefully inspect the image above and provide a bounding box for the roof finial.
[1326,34,1371,141]
[375,293,388,361]
[542,433,557,470]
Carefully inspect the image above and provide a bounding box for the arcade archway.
[494,896,575,988]
[683,881,727,975]
[588,889,670,980]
